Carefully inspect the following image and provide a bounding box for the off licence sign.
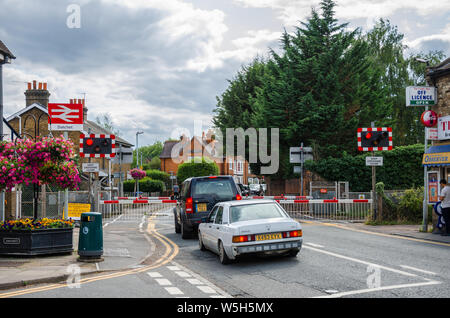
[406,86,436,106]
[366,156,383,166]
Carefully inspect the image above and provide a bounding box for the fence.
[278,199,372,222]
[100,196,372,223]
[100,199,176,222]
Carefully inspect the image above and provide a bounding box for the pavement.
[0,220,153,291]
[0,220,449,291]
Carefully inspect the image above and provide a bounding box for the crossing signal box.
[80,134,115,158]
[357,128,392,151]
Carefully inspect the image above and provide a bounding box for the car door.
[202,206,218,249]
[209,206,224,254]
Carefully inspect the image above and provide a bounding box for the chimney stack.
[70,98,87,122]
[25,81,50,108]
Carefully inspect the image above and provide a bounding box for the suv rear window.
[192,178,235,199]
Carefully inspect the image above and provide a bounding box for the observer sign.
[406,86,437,106]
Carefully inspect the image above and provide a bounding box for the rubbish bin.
[78,212,103,262]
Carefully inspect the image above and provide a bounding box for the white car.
[198,200,302,264]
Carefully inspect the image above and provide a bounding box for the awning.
[422,145,450,166]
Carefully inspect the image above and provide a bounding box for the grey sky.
[1,0,449,147]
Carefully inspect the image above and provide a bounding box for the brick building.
[423,58,450,230]
[4,81,134,218]
[160,132,256,185]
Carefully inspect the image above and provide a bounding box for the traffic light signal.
[80,134,116,158]
[357,128,392,151]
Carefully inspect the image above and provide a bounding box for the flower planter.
[0,228,73,256]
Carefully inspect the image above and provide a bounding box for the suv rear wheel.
[181,221,192,239]
[174,217,181,234]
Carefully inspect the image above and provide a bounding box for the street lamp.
[0,40,16,222]
[136,131,144,168]
[415,57,431,233]
[135,131,144,196]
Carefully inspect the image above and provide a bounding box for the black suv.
[174,175,242,239]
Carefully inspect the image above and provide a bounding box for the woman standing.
[438,179,450,236]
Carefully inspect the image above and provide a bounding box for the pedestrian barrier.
[113,197,172,200]
[243,195,313,200]
[278,199,372,222]
[100,199,176,222]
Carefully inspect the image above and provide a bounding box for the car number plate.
[197,203,207,212]
[255,233,282,241]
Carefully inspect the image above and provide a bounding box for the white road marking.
[139,215,146,232]
[174,271,191,278]
[303,245,442,298]
[400,265,437,276]
[167,266,180,271]
[315,280,441,298]
[155,279,172,286]
[103,214,122,228]
[170,261,232,298]
[196,286,217,294]
[304,242,324,248]
[165,287,184,295]
[186,278,203,285]
[303,245,419,277]
[147,272,163,278]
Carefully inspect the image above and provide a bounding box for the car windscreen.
[230,203,287,223]
[192,179,235,199]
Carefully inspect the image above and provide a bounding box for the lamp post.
[0,41,16,222]
[415,58,430,233]
[135,131,144,195]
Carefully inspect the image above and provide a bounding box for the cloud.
[404,23,450,54]
[232,0,450,27]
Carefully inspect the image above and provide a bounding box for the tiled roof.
[428,57,450,79]
[84,120,133,147]
[160,140,180,159]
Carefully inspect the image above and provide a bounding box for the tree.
[95,113,121,136]
[250,0,385,177]
[365,19,446,145]
[133,141,163,168]
[176,158,219,184]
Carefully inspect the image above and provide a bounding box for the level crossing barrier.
[100,197,372,223]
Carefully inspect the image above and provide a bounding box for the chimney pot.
[33,80,36,89]
[27,83,31,90]
[43,83,47,90]
[70,99,73,104]
[38,82,42,90]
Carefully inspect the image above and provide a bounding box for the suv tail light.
[186,197,193,213]
[236,194,242,200]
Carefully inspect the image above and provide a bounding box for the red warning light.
[86,139,94,146]
[365,132,372,139]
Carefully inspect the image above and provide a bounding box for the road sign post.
[358,127,392,221]
[290,145,313,196]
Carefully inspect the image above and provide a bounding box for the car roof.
[218,199,276,207]
[185,175,234,181]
